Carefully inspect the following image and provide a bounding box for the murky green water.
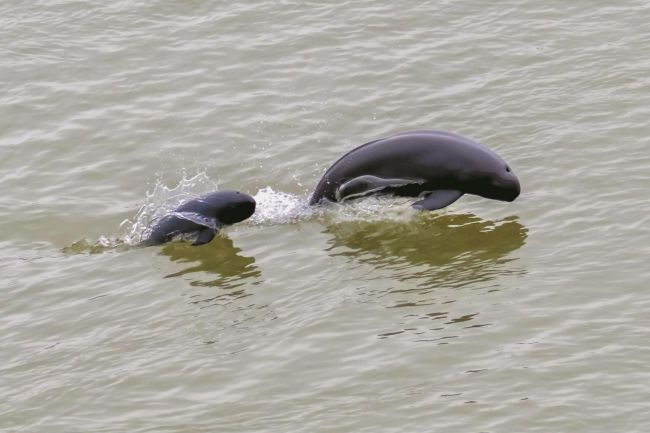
[2,1,649,432]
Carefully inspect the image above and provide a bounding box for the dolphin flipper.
[192,227,216,246]
[412,190,464,211]
[337,175,424,201]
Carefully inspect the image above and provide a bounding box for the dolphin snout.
[242,197,256,216]
[235,195,257,220]
[506,174,521,201]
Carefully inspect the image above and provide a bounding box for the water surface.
[2,1,650,432]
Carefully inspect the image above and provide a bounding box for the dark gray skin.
[309,130,521,210]
[143,190,256,246]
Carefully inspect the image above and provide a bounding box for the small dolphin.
[143,190,256,246]
[309,130,521,210]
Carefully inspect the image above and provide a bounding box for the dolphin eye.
[505,165,511,173]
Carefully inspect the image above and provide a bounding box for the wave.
[68,171,457,252]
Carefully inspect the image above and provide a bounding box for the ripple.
[2,1,650,432]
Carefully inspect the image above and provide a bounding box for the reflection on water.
[63,237,127,254]
[160,235,260,295]
[159,236,273,350]
[325,213,527,290]
[325,213,527,341]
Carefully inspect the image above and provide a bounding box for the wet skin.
[309,130,521,210]
[144,190,256,246]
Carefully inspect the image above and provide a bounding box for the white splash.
[249,187,313,225]
[118,173,421,247]
[120,172,219,245]
[332,195,417,223]
[248,187,418,226]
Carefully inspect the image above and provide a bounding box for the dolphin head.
[212,190,257,224]
[483,163,521,201]
[452,143,520,203]
[463,160,521,202]
[189,190,255,225]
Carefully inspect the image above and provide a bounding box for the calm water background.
[2,1,650,432]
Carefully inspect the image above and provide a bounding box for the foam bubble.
[249,187,313,225]
[331,195,417,223]
[247,187,420,226]
[112,174,424,249]
[66,171,427,255]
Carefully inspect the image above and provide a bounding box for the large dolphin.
[143,190,256,246]
[309,130,521,210]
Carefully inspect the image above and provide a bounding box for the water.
[2,1,649,432]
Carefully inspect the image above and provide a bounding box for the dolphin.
[309,130,521,210]
[143,190,256,246]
